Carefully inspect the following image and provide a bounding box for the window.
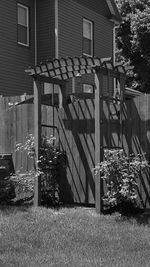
[83,84,94,94]
[44,83,60,107]
[83,18,93,56]
[17,3,29,46]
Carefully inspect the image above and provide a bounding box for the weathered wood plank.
[94,72,103,213]
[34,79,42,206]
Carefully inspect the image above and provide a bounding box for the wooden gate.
[56,101,123,205]
[55,79,124,204]
[56,98,95,204]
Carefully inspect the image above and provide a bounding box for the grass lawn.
[0,206,150,267]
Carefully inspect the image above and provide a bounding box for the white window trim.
[83,18,93,57]
[17,3,29,47]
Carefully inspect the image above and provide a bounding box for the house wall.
[0,0,35,96]
[36,0,55,63]
[74,0,111,20]
[58,0,114,94]
[58,0,113,58]
[0,0,114,96]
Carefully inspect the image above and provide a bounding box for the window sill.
[83,53,93,58]
[17,42,30,48]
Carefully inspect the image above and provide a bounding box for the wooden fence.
[122,95,150,208]
[0,94,150,207]
[0,96,57,172]
[0,96,33,171]
[123,95,150,159]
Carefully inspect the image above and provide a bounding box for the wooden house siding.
[58,0,114,94]
[74,0,111,18]
[36,0,55,63]
[58,0,113,58]
[0,0,35,96]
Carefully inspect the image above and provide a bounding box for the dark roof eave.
[108,14,122,25]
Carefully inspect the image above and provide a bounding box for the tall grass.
[0,206,150,266]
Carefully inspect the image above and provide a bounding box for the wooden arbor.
[26,56,127,213]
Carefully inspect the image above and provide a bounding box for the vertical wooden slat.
[0,97,4,152]
[94,71,103,213]
[27,100,34,171]
[107,71,111,148]
[15,97,22,170]
[34,79,42,206]
[72,101,82,202]
[86,98,95,203]
[9,97,16,169]
[4,97,11,154]
[22,101,28,171]
[119,73,126,148]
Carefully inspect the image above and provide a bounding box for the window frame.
[82,18,93,57]
[17,3,29,47]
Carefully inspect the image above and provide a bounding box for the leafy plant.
[93,149,149,214]
[0,171,16,204]
[11,171,34,203]
[39,136,66,206]
[115,0,150,92]
[16,134,35,158]
[15,134,66,206]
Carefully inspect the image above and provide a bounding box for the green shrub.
[93,149,149,214]
[15,135,66,206]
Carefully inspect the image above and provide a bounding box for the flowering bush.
[93,149,149,213]
[15,134,66,206]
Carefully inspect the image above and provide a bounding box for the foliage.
[115,0,150,92]
[10,171,34,204]
[0,171,16,203]
[15,134,66,206]
[93,149,149,213]
[16,134,35,159]
[39,136,66,206]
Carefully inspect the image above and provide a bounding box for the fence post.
[94,71,103,214]
[34,78,42,206]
